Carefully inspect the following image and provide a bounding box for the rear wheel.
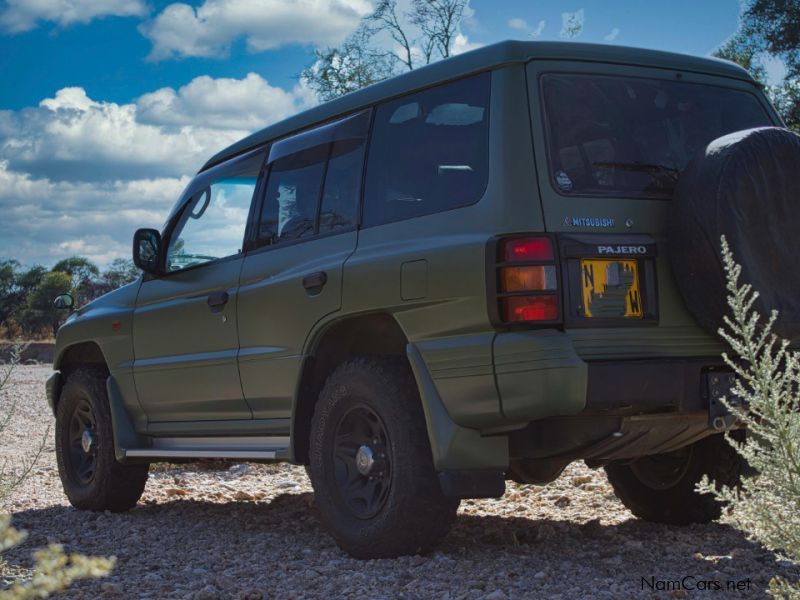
[308,356,459,558]
[604,433,743,524]
[55,367,149,512]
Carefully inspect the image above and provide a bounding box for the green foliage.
[0,349,112,598]
[302,26,397,102]
[698,237,800,598]
[714,36,768,84]
[739,0,800,80]
[0,518,114,600]
[715,1,800,132]
[99,259,139,292]
[300,0,469,100]
[17,272,72,338]
[0,257,139,339]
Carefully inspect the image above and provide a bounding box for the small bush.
[698,237,800,598]
[1,347,113,598]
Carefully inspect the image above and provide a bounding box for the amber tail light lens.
[500,265,557,292]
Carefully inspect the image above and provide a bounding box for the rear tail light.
[502,295,560,322]
[490,235,561,325]
[502,237,554,262]
[500,266,557,292]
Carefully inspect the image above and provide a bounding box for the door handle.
[207,290,230,313]
[302,271,328,290]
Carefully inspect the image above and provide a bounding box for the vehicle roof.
[201,40,755,172]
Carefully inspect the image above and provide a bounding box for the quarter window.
[363,72,491,227]
[166,150,264,272]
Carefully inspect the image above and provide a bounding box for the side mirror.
[53,294,74,309]
[133,228,162,274]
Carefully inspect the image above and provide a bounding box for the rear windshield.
[541,73,773,199]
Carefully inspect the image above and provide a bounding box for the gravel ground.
[1,365,798,600]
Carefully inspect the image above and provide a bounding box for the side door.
[237,110,370,419]
[133,148,266,423]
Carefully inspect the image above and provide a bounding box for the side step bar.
[124,436,289,461]
[125,449,280,459]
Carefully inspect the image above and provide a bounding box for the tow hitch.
[705,372,745,431]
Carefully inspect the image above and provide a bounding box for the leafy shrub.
[1,348,113,598]
[698,237,800,598]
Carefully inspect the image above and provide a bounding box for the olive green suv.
[46,41,800,558]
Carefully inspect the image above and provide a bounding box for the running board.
[124,435,289,460]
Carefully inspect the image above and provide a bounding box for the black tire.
[669,126,800,344]
[55,367,149,512]
[604,433,743,525]
[308,356,459,558]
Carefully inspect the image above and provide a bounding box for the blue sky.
[0,0,758,266]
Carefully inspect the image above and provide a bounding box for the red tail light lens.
[503,295,560,322]
[503,237,554,262]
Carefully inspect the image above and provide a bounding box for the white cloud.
[508,17,528,31]
[0,0,147,33]
[0,74,319,266]
[140,0,372,61]
[762,54,788,86]
[137,73,315,130]
[0,74,315,182]
[604,27,620,42]
[0,160,189,265]
[508,17,545,37]
[560,9,584,39]
[451,33,481,56]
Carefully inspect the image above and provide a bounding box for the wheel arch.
[50,341,110,413]
[291,312,409,464]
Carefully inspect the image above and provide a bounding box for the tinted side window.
[320,139,365,233]
[363,72,491,227]
[166,150,264,272]
[258,111,369,246]
[260,146,326,244]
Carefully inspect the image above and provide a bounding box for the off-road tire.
[604,433,743,525]
[308,356,459,558]
[55,367,149,512]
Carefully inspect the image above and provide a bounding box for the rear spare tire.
[669,126,800,343]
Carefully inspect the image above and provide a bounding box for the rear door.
[525,61,777,359]
[236,110,370,419]
[132,149,266,422]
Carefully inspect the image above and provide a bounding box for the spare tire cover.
[670,127,800,344]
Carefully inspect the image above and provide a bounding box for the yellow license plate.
[580,259,643,318]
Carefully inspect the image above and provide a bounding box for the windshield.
[541,73,774,199]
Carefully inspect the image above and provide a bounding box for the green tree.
[18,271,72,338]
[716,0,800,131]
[301,0,469,100]
[100,258,139,290]
[0,261,21,337]
[52,257,99,306]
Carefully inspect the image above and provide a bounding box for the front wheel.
[308,357,459,558]
[604,433,744,524]
[55,368,149,512]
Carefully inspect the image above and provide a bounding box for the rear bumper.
[493,330,729,423]
[413,329,733,474]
